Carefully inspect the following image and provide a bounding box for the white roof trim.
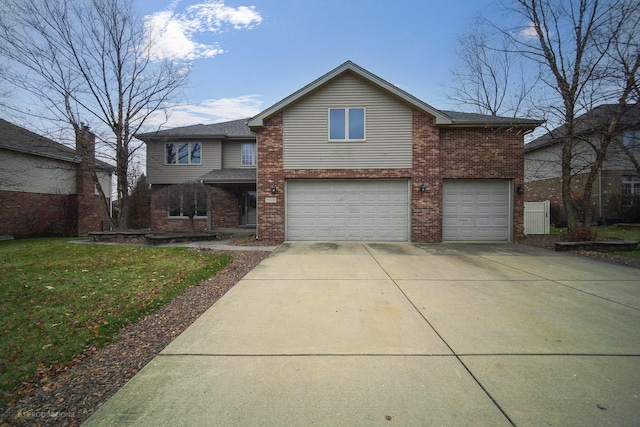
[248,61,452,128]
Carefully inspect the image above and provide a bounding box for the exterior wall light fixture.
[271,185,277,194]
[516,185,524,194]
[419,184,427,193]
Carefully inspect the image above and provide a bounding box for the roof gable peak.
[248,61,452,128]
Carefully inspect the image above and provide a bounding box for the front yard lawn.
[0,238,231,407]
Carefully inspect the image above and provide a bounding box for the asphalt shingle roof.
[0,118,113,170]
[135,118,255,140]
[525,104,640,152]
[199,168,256,183]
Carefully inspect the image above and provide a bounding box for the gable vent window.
[329,108,365,141]
[165,143,202,165]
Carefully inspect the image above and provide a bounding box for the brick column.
[256,113,286,244]
[411,110,442,242]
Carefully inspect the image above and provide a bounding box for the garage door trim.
[285,179,410,242]
[442,179,513,242]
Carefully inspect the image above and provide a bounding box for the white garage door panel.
[443,180,511,241]
[287,180,409,241]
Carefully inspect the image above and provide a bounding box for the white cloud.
[143,1,262,61]
[142,94,263,130]
[519,22,539,39]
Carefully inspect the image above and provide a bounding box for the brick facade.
[525,169,634,225]
[440,127,526,240]
[0,191,77,238]
[150,185,239,232]
[255,111,527,245]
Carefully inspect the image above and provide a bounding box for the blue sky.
[137,0,507,129]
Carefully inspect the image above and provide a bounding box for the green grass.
[551,226,640,259]
[0,238,231,407]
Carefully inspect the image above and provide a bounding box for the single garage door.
[443,179,511,241]
[286,179,409,241]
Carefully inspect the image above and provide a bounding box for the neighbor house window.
[241,143,256,166]
[622,176,640,206]
[165,143,202,165]
[623,130,640,149]
[168,188,207,217]
[329,108,365,141]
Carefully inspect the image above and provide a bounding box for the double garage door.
[285,179,511,242]
[286,180,409,241]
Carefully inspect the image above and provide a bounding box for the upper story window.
[241,143,256,166]
[623,130,640,149]
[165,143,201,165]
[329,108,365,141]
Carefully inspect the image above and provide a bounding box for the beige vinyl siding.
[0,148,76,194]
[146,140,221,184]
[283,73,413,169]
[222,140,255,168]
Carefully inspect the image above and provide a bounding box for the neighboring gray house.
[0,119,113,237]
[524,104,640,224]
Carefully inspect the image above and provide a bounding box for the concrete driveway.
[84,242,640,427]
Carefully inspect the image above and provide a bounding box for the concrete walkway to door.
[84,242,640,426]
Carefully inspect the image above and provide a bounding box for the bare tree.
[448,21,539,117]
[514,0,639,230]
[0,0,189,229]
[452,0,639,231]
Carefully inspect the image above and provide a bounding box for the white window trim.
[328,107,366,142]
[622,176,640,207]
[241,143,256,167]
[164,142,203,165]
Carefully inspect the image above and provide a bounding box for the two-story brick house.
[249,61,541,244]
[139,61,541,243]
[136,119,258,232]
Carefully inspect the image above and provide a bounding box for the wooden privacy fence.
[524,200,550,235]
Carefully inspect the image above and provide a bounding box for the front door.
[240,191,257,225]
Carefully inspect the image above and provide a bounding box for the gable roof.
[135,118,255,141]
[0,118,113,170]
[248,61,453,127]
[248,61,542,131]
[525,104,640,152]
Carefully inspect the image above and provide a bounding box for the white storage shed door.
[286,179,409,241]
[443,180,511,241]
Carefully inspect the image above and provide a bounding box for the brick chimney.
[76,126,96,195]
[75,126,105,235]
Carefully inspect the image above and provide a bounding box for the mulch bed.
[1,249,270,427]
[2,236,638,426]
